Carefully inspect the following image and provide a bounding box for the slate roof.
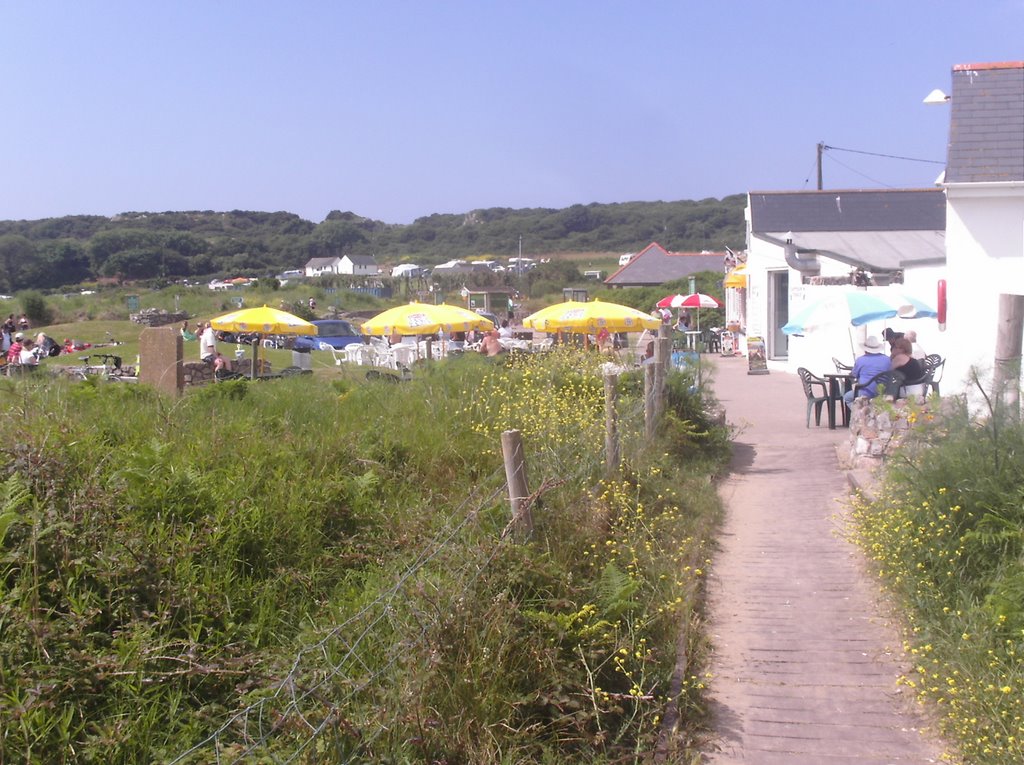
[604,242,725,287]
[748,189,945,233]
[344,254,378,265]
[305,257,341,269]
[748,189,947,272]
[947,61,1024,184]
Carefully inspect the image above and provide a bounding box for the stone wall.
[845,394,944,468]
[182,362,215,386]
[131,308,188,327]
[182,359,273,387]
[846,397,910,468]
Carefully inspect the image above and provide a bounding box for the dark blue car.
[293,319,363,351]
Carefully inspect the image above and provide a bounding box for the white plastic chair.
[372,346,398,369]
[344,343,372,366]
[392,344,418,369]
[318,341,346,366]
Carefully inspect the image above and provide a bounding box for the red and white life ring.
[937,279,947,331]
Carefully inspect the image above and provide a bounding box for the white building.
[743,189,947,376]
[304,254,380,277]
[941,61,1024,394]
[738,59,1024,397]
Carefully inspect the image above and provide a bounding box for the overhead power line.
[822,144,945,166]
[814,141,946,190]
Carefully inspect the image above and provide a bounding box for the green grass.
[851,382,1024,764]
[0,344,729,764]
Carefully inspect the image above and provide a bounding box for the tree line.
[0,196,746,292]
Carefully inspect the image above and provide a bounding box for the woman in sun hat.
[843,335,892,408]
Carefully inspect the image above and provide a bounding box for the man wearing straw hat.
[843,335,891,408]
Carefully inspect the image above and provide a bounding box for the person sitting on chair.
[199,322,217,363]
[843,336,891,408]
[478,330,504,357]
[890,337,926,396]
[905,330,926,359]
[213,351,241,380]
[18,338,39,367]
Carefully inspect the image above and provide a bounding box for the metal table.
[823,372,854,428]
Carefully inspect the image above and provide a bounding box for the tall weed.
[0,352,728,764]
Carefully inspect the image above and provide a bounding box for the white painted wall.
[943,183,1024,393]
[744,235,949,379]
[339,256,380,276]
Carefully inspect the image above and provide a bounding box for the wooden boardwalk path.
[700,356,944,764]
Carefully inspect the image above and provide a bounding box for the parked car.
[474,310,502,330]
[293,319,363,351]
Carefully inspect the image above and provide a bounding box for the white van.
[618,253,635,267]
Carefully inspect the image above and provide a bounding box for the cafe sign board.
[746,336,769,375]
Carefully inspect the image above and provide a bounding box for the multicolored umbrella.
[674,292,723,309]
[782,291,906,336]
[656,293,722,330]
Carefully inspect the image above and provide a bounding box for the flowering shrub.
[852,389,1024,764]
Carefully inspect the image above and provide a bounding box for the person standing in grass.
[7,332,24,364]
[199,322,217,363]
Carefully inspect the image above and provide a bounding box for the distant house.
[604,242,725,288]
[340,254,379,276]
[305,257,342,277]
[304,254,380,277]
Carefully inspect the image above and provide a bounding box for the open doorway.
[768,270,789,359]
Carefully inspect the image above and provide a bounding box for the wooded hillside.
[0,195,746,292]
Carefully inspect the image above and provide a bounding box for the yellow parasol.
[723,263,747,289]
[360,302,495,336]
[522,299,661,334]
[210,305,316,378]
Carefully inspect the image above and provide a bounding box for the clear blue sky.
[2,1,1021,225]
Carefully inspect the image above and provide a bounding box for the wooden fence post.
[500,429,533,540]
[644,363,656,439]
[604,372,620,473]
[994,294,1024,420]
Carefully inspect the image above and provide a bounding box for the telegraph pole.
[817,142,825,190]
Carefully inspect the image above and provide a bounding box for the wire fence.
[168,364,662,764]
[169,465,511,764]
